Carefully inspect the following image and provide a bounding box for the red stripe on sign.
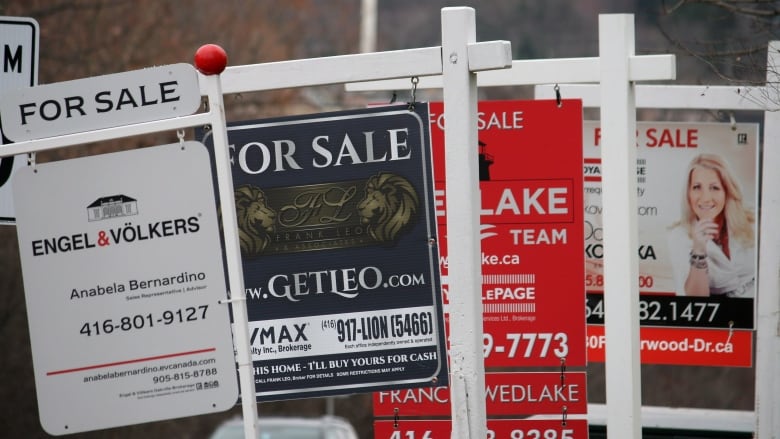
[587,325,753,367]
[584,158,601,164]
[46,347,216,376]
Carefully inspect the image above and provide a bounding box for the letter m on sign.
[4,45,22,73]
[0,17,39,90]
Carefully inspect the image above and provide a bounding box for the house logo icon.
[87,195,138,222]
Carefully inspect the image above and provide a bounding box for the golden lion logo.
[357,173,419,243]
[235,185,276,256]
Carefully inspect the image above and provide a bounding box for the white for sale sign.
[13,142,238,435]
[0,63,200,142]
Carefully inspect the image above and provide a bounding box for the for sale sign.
[429,100,585,368]
[0,63,201,142]
[583,121,758,367]
[12,142,238,435]
[200,105,447,400]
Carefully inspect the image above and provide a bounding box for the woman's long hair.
[675,153,755,247]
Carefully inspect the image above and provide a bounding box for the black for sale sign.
[201,104,448,401]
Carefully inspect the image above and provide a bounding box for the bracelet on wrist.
[689,254,708,269]
[689,251,707,261]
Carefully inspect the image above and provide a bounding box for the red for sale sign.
[430,100,586,368]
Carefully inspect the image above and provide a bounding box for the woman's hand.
[691,219,718,254]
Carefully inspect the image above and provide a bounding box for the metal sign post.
[197,57,261,439]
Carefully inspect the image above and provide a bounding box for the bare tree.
[659,0,780,85]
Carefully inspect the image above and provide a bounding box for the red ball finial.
[194,44,227,75]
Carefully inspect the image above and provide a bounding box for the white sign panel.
[0,63,201,142]
[0,16,37,91]
[1,16,39,223]
[583,121,758,367]
[13,142,238,435]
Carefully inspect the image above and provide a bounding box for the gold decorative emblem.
[235,185,277,255]
[234,173,419,256]
[357,173,419,243]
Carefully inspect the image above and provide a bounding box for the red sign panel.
[487,419,589,439]
[374,419,589,439]
[430,100,586,368]
[373,372,587,417]
[587,325,752,367]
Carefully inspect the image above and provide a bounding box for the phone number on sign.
[484,332,568,360]
[388,430,574,439]
[79,305,208,336]
[586,294,753,328]
[382,422,585,439]
[323,311,434,343]
[153,367,218,384]
[488,429,574,439]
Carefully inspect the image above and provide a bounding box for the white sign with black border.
[13,142,238,435]
[0,63,201,142]
[0,15,39,223]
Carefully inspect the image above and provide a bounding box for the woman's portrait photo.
[667,153,756,297]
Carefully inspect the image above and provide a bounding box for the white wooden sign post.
[0,7,511,439]
[347,14,676,439]
[597,16,645,439]
[440,10,488,438]
[757,42,780,438]
[535,41,780,438]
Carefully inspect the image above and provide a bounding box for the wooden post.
[756,40,780,439]
[440,7,486,439]
[598,14,642,438]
